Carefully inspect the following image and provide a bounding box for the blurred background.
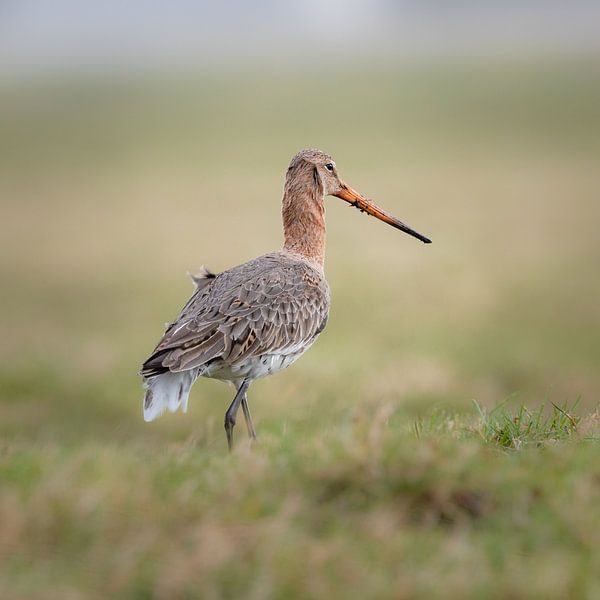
[1,0,599,444]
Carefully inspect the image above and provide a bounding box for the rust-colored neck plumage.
[281,161,326,268]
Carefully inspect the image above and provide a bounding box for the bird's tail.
[142,369,198,422]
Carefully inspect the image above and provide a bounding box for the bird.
[140,148,431,450]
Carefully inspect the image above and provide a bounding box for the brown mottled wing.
[141,253,330,377]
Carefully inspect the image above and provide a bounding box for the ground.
[1,62,599,598]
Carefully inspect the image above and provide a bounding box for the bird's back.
[142,251,330,380]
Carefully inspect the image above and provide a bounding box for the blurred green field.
[1,62,600,598]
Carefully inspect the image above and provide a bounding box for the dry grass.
[1,408,599,599]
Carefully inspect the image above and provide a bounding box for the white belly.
[202,347,310,383]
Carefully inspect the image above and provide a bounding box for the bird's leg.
[224,379,250,451]
[241,395,257,442]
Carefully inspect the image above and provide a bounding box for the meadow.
[1,62,599,598]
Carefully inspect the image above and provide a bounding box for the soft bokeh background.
[1,2,599,597]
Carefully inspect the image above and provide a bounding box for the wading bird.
[140,149,431,449]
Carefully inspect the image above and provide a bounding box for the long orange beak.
[333,184,432,244]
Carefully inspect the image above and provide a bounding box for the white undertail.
[143,369,198,422]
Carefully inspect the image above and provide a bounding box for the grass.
[1,61,600,598]
[473,398,591,449]
[1,404,599,599]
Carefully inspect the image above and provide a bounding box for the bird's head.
[285,148,431,244]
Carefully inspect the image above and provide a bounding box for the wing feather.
[141,252,330,377]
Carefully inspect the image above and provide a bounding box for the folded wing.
[141,253,330,378]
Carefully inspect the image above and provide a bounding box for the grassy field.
[1,62,600,598]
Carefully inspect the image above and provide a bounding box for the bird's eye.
[325,163,334,172]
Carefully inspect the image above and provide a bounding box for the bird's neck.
[281,184,326,268]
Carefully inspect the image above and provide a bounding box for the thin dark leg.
[241,395,257,442]
[224,379,250,451]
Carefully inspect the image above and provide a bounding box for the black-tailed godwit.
[141,149,431,449]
